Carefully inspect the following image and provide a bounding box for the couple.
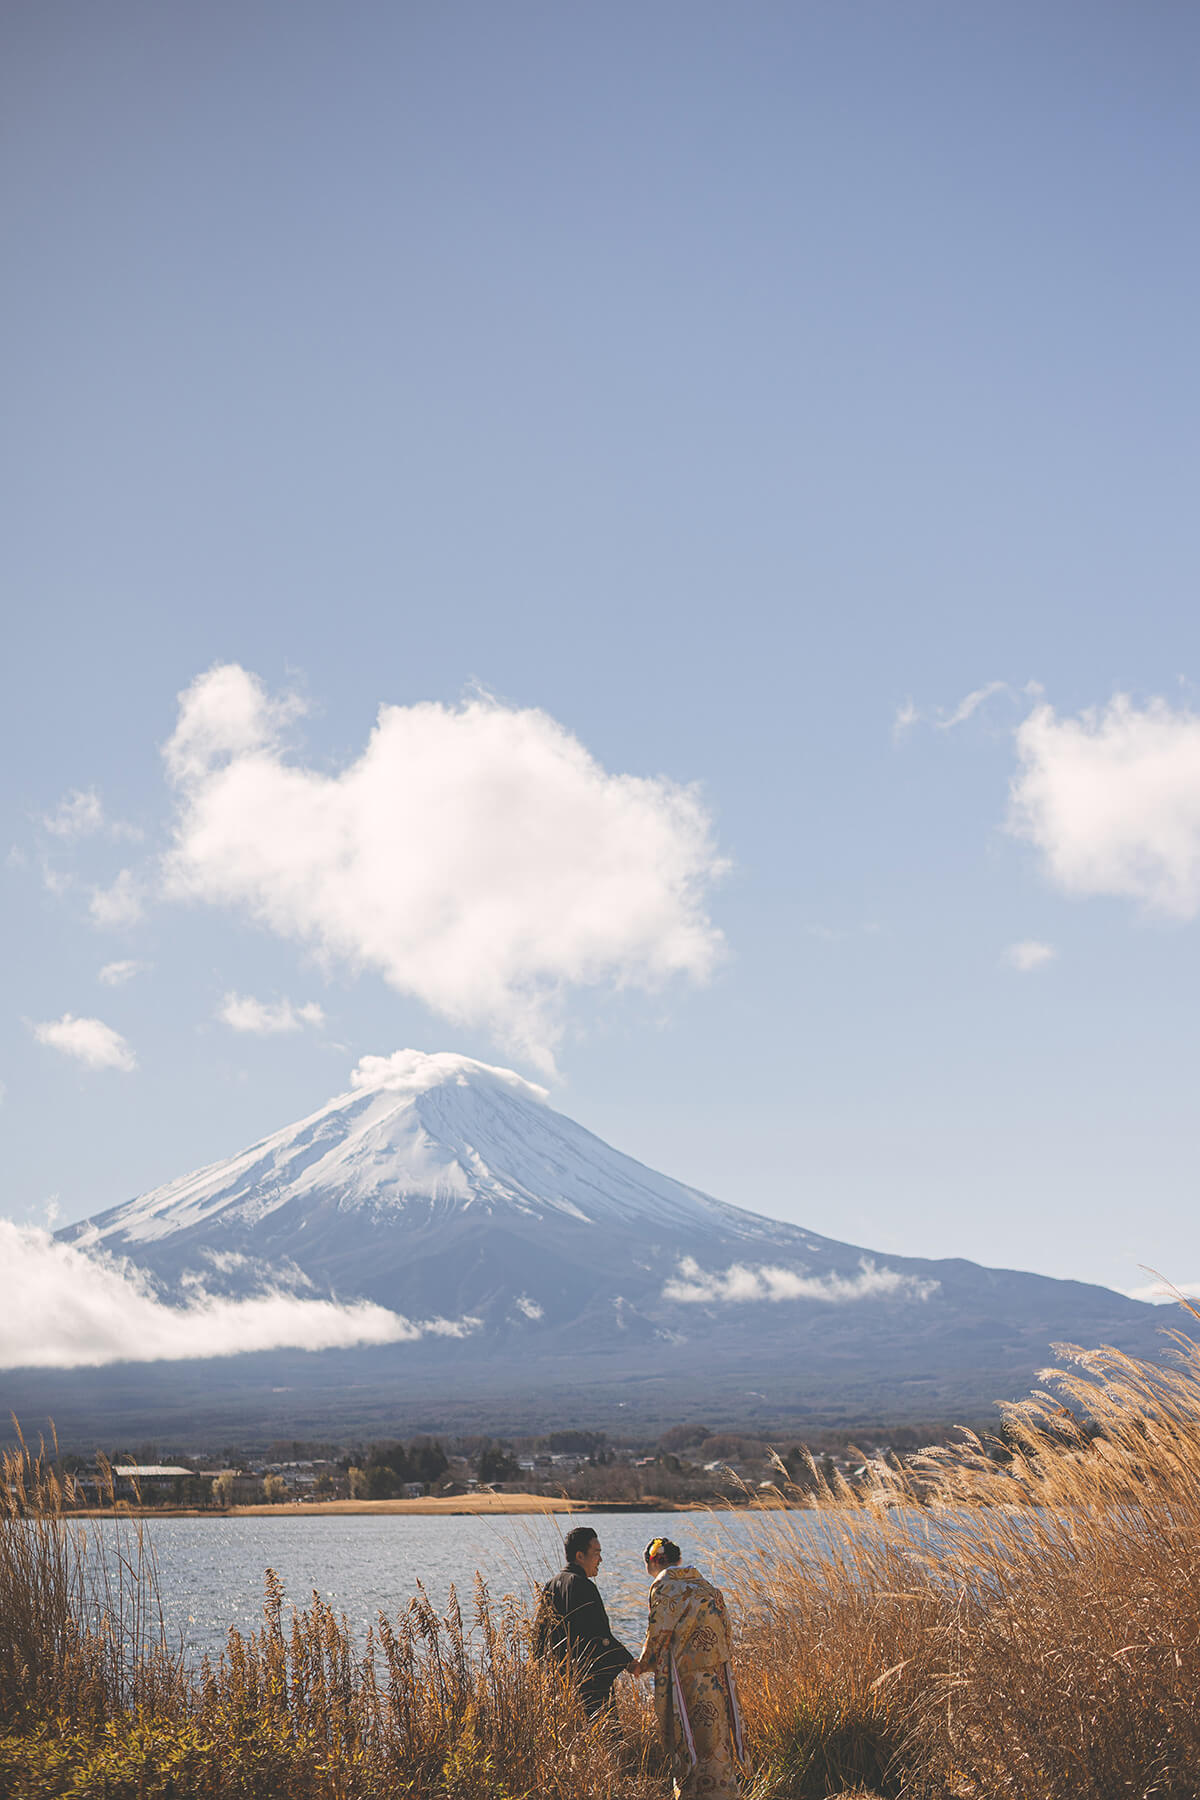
[537,1525,746,1799]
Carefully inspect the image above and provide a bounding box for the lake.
[83,1508,849,1663]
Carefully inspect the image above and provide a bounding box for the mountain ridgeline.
[33,1050,1167,1443]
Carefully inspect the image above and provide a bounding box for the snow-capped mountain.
[70,1049,783,1249]
[59,1050,934,1333]
[45,1049,1166,1440]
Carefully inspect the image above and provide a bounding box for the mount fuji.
[27,1050,1167,1443]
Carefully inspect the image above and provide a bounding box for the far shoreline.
[66,1494,724,1519]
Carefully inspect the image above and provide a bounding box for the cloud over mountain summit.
[163,665,726,1067]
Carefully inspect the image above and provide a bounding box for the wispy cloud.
[937,680,1012,730]
[99,959,149,987]
[41,864,74,897]
[42,787,141,842]
[663,1255,939,1305]
[892,698,920,741]
[163,664,727,1070]
[218,992,326,1035]
[32,1014,136,1072]
[0,1221,480,1369]
[89,869,146,928]
[44,788,104,838]
[897,679,1042,738]
[1004,939,1056,972]
[1009,694,1200,918]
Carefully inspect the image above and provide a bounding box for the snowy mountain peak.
[67,1048,760,1251]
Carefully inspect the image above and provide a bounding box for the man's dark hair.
[564,1525,598,1565]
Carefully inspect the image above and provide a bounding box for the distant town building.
[111,1465,195,1501]
[113,1465,195,1478]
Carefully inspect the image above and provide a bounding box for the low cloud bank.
[663,1255,940,1305]
[162,665,726,1068]
[1010,695,1200,917]
[0,1221,478,1369]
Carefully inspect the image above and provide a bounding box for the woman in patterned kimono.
[630,1537,746,1799]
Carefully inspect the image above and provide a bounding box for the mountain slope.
[44,1049,1168,1440]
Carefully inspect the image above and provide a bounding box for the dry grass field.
[5,1325,1200,1798]
[230,1492,589,1516]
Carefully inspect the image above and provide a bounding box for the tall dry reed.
[716,1328,1200,1798]
[7,1329,1200,1797]
[0,1428,186,1730]
[0,1429,664,1798]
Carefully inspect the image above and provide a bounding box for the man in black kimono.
[536,1524,635,1716]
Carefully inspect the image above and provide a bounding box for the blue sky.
[4,2,1199,1300]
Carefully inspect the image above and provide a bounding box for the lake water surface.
[87,1509,848,1663]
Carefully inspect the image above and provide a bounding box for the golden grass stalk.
[6,1330,1200,1797]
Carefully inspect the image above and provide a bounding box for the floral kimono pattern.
[640,1565,746,1800]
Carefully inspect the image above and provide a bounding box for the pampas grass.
[0,1428,664,1798]
[6,1327,1200,1796]
[717,1328,1200,1798]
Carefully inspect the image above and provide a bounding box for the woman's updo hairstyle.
[644,1536,682,1566]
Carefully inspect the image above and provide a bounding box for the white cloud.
[163,664,726,1068]
[514,1294,544,1320]
[32,1014,136,1072]
[350,1047,550,1103]
[89,869,146,928]
[0,1220,480,1369]
[44,788,104,837]
[1126,1277,1200,1306]
[99,959,148,986]
[1009,695,1200,918]
[1004,939,1056,972]
[218,992,326,1034]
[663,1255,939,1305]
[164,662,309,785]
